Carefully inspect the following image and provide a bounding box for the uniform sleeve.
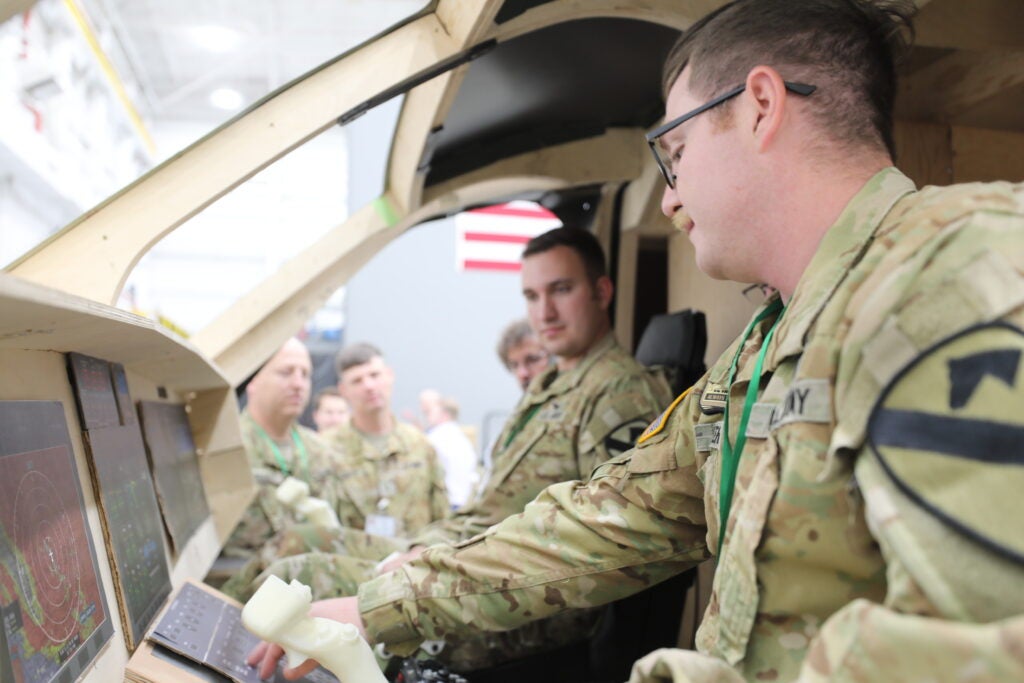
[576,370,673,477]
[795,206,1024,682]
[790,420,1024,682]
[426,442,451,522]
[357,394,709,653]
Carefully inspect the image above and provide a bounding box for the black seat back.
[634,309,707,396]
[465,310,708,683]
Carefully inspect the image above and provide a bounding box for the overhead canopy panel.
[423,17,680,186]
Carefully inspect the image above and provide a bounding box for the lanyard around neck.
[503,404,541,449]
[718,298,785,553]
[256,424,309,481]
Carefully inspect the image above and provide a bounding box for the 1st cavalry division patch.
[867,322,1024,563]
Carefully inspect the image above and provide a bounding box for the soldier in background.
[252,1,1024,681]
[496,317,551,391]
[480,319,553,478]
[311,387,349,433]
[322,343,449,537]
[243,227,671,672]
[214,337,343,588]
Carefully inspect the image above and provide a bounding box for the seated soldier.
[235,227,672,671]
[496,317,552,392]
[252,3,1024,681]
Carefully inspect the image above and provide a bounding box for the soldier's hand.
[376,546,426,575]
[245,597,368,679]
[246,640,311,680]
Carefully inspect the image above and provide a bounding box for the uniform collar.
[771,167,917,362]
[346,418,404,461]
[530,332,618,401]
[241,408,297,443]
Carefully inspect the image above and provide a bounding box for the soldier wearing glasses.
[251,2,1024,681]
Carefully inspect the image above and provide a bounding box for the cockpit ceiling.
[422,17,680,187]
[494,0,560,25]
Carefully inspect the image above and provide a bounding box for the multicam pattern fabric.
[415,333,672,548]
[322,420,449,536]
[246,334,671,670]
[220,411,345,560]
[222,419,449,600]
[357,169,1024,682]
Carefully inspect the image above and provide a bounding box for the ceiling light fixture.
[209,87,244,111]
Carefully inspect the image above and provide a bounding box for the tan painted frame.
[195,1,714,383]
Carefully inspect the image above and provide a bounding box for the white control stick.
[276,477,341,530]
[241,575,386,683]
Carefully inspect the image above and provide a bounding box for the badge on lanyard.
[367,488,397,537]
[365,514,397,537]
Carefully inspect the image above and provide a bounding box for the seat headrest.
[635,309,707,395]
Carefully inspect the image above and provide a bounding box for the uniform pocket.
[712,434,781,666]
[488,424,548,490]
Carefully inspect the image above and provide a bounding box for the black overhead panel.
[422,17,680,187]
[494,0,558,24]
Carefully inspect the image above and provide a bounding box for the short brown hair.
[662,0,915,158]
[334,342,383,375]
[522,227,607,286]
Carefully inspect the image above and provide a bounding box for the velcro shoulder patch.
[638,386,693,445]
[582,390,662,457]
[602,418,653,457]
[867,321,1024,563]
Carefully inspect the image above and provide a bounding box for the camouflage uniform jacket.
[322,419,448,538]
[222,411,344,558]
[412,332,673,548]
[358,169,1024,682]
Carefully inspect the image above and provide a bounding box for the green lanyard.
[503,404,541,449]
[256,424,310,481]
[718,298,785,553]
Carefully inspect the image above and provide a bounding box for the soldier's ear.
[595,275,614,309]
[746,65,788,152]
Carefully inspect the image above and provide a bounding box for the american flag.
[455,201,562,273]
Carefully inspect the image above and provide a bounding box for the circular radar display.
[14,469,82,643]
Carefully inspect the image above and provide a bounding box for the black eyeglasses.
[645,81,817,188]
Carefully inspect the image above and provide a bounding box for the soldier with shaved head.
[215,337,345,585]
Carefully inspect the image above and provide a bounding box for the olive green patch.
[694,421,722,452]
